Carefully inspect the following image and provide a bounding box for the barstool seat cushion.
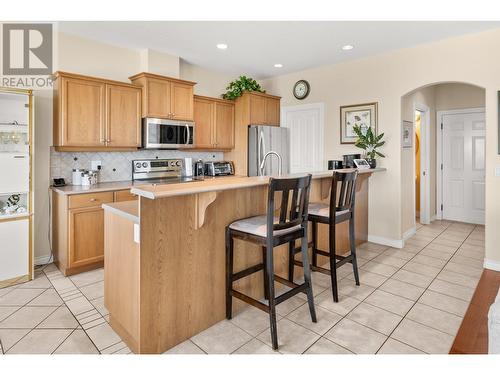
[229,215,301,237]
[308,202,349,218]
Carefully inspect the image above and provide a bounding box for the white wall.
[261,28,500,268]
[33,32,234,263]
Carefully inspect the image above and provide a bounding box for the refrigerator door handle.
[258,130,266,176]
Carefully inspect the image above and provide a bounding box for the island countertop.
[130,167,386,199]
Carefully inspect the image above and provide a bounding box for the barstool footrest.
[230,290,270,314]
[233,263,264,281]
[275,283,309,305]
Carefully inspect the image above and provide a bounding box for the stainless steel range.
[132,158,200,184]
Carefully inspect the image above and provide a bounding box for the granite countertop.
[131,168,386,200]
[51,180,146,195]
[102,201,139,223]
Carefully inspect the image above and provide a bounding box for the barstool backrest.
[266,174,312,236]
[330,170,358,217]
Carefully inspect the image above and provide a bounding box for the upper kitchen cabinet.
[53,72,142,151]
[193,95,234,150]
[248,92,281,126]
[129,72,195,121]
[224,91,281,175]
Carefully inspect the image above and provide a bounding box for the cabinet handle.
[90,198,97,202]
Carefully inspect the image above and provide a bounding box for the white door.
[281,103,324,173]
[0,219,29,281]
[442,110,485,224]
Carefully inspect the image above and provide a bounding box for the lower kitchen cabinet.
[52,188,137,275]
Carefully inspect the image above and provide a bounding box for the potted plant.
[222,76,265,100]
[352,125,385,169]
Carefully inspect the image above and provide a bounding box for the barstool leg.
[301,232,317,323]
[288,240,295,282]
[312,221,318,267]
[262,246,269,300]
[349,217,360,286]
[225,228,234,319]
[265,241,278,350]
[329,225,339,302]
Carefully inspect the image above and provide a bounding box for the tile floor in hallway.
[0,220,485,354]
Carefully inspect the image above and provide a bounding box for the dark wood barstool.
[289,170,360,302]
[226,174,316,350]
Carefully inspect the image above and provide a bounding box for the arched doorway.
[400,82,486,234]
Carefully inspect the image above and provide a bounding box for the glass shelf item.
[0,192,29,218]
[0,92,30,153]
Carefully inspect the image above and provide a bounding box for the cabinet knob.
[90,198,97,202]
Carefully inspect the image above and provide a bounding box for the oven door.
[143,118,195,149]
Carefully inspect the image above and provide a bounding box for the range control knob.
[176,160,182,167]
[142,162,148,168]
[135,162,141,169]
[170,161,176,167]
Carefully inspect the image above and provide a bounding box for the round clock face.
[293,80,310,100]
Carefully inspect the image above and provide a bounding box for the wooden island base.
[103,171,379,353]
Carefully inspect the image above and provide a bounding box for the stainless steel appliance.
[205,161,234,176]
[132,158,200,183]
[248,126,290,177]
[343,154,361,169]
[142,118,195,149]
[194,159,205,177]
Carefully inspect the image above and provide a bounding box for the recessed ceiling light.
[216,43,228,50]
[342,45,354,51]
[274,63,283,68]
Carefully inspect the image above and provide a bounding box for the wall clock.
[293,80,310,100]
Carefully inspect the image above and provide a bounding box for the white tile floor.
[0,220,484,354]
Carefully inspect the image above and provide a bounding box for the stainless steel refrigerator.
[248,125,290,177]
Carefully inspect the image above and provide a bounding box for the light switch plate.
[134,223,140,244]
[495,167,500,177]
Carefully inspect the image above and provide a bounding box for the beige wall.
[261,28,500,268]
[33,33,234,262]
[435,83,485,111]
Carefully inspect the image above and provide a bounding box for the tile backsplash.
[50,148,223,184]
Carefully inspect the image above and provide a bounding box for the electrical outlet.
[91,160,102,171]
[495,167,500,177]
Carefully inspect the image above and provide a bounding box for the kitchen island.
[102,168,385,353]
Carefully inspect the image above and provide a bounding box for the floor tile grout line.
[42,267,103,354]
[374,221,476,354]
[49,328,76,354]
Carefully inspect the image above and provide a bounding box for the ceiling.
[58,21,500,79]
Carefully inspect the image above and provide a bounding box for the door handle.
[185,125,190,145]
[258,130,265,176]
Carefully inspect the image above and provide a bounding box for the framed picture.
[402,120,413,148]
[340,102,378,144]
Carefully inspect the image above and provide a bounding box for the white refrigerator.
[0,89,33,287]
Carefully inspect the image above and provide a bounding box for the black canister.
[343,154,361,168]
[328,160,343,170]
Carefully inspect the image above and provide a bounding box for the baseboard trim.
[403,227,416,241]
[34,255,52,266]
[367,234,404,249]
[483,259,500,272]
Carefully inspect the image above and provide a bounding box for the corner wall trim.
[34,255,52,266]
[403,227,416,241]
[367,234,404,249]
[484,258,500,272]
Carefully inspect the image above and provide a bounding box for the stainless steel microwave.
[142,118,195,149]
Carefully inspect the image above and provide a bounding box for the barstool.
[289,170,360,302]
[226,174,316,350]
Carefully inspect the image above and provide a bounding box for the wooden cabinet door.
[193,97,214,148]
[61,77,105,147]
[68,206,105,268]
[146,78,170,118]
[171,82,194,121]
[265,98,280,126]
[249,94,267,124]
[214,101,235,149]
[106,84,141,148]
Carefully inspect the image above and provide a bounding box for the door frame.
[413,103,431,225]
[436,107,485,221]
[281,102,325,171]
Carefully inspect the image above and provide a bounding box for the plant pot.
[366,158,377,169]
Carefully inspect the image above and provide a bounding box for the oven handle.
[185,124,190,145]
